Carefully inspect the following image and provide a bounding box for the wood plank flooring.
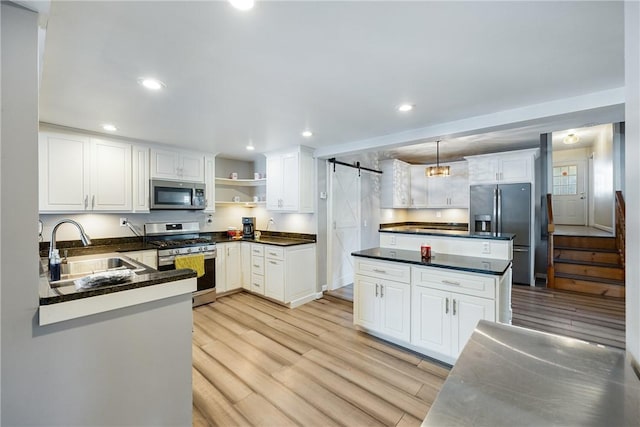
[511,285,625,349]
[324,283,354,302]
[192,292,449,427]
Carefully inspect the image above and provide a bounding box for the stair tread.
[553,258,623,269]
[555,246,618,253]
[555,272,625,286]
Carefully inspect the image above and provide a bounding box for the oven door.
[158,255,216,306]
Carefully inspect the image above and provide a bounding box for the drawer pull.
[268,252,278,256]
[445,298,449,314]
[453,299,457,315]
[442,280,460,286]
[253,264,260,268]
[380,285,384,297]
[253,283,260,287]
[269,260,278,265]
[253,250,260,253]
[373,268,387,273]
[375,284,379,297]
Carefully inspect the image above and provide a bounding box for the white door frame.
[327,162,361,291]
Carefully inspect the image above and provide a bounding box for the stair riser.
[553,278,625,298]
[554,263,625,281]
[554,249,621,265]
[554,236,616,250]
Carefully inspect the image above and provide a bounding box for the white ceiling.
[39,1,625,162]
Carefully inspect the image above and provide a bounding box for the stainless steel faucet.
[49,219,92,259]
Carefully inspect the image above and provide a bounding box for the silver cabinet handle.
[91,195,95,209]
[453,299,457,316]
[253,264,260,268]
[380,285,384,297]
[84,195,89,209]
[253,249,260,253]
[373,268,386,274]
[253,282,260,287]
[375,284,379,297]
[445,297,449,314]
[268,252,278,256]
[269,260,277,265]
[442,280,460,286]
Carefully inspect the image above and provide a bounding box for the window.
[552,165,577,195]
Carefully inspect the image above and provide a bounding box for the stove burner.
[149,237,213,249]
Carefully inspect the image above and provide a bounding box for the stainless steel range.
[144,221,216,306]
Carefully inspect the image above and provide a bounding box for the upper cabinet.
[39,132,132,212]
[425,161,469,208]
[380,159,410,208]
[265,146,314,213]
[465,149,539,185]
[410,165,428,208]
[150,147,205,182]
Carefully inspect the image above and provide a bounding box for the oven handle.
[158,253,216,267]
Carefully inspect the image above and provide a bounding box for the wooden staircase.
[546,191,626,298]
[552,235,625,297]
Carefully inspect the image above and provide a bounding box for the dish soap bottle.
[50,249,61,281]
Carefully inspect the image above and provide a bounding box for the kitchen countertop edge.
[380,226,515,241]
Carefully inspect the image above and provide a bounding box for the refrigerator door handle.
[493,187,498,233]
[497,188,502,233]
[513,247,529,252]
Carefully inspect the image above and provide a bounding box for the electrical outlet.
[119,217,127,227]
[206,214,213,224]
[482,242,491,254]
[436,211,442,218]
[390,235,397,245]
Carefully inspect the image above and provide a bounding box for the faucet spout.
[49,219,92,259]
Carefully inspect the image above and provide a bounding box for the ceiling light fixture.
[246,140,255,151]
[138,78,165,91]
[229,0,255,11]
[563,133,580,145]
[102,124,118,132]
[397,103,414,112]
[425,140,450,177]
[302,130,313,138]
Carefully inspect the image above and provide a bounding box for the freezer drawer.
[512,246,530,285]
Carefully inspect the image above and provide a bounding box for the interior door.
[328,164,361,290]
[552,160,587,225]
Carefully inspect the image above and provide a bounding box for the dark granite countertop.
[423,320,640,426]
[205,231,316,246]
[39,253,196,306]
[380,221,468,231]
[39,237,156,258]
[380,226,515,241]
[352,247,511,275]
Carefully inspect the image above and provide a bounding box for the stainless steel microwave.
[150,179,206,210]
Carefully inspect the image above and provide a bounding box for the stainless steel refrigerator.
[469,183,531,285]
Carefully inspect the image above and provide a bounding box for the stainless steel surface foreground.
[423,320,640,426]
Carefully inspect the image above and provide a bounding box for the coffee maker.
[242,217,256,239]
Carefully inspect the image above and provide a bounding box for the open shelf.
[215,178,266,187]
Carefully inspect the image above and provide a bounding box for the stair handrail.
[546,193,555,288]
[615,191,625,268]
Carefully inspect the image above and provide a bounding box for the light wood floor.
[192,292,450,427]
[511,285,625,349]
[324,283,354,302]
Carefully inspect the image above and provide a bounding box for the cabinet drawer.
[355,258,411,284]
[251,273,265,294]
[265,246,284,260]
[252,255,264,275]
[251,244,264,256]
[412,266,496,299]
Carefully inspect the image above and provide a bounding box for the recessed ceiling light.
[229,0,255,11]
[138,78,165,91]
[302,130,313,138]
[246,141,255,151]
[102,124,118,132]
[397,103,414,112]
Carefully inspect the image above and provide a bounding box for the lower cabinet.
[241,242,251,290]
[216,242,242,294]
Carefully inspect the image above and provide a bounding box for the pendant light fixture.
[426,140,450,177]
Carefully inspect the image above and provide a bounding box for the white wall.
[625,0,640,368]
[406,208,469,224]
[592,125,614,230]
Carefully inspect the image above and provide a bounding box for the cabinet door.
[225,243,242,291]
[265,257,285,301]
[411,286,451,356]
[395,160,410,207]
[448,162,469,207]
[180,152,205,182]
[132,145,150,212]
[467,158,499,184]
[150,148,180,180]
[378,279,411,341]
[280,152,300,211]
[354,275,379,330]
[451,293,495,357]
[410,165,428,208]
[499,156,531,183]
[426,176,449,207]
[215,243,227,293]
[241,242,251,290]
[266,155,283,210]
[90,138,132,211]
[39,133,91,212]
[204,155,215,212]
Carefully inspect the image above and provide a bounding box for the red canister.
[421,245,431,260]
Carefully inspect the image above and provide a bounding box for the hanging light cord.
[436,140,441,168]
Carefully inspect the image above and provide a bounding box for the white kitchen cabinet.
[409,165,428,208]
[411,266,496,360]
[265,256,285,301]
[124,249,157,270]
[354,258,411,342]
[39,132,132,212]
[466,149,538,185]
[425,161,469,208]
[204,155,216,212]
[380,159,410,208]
[150,147,205,182]
[215,242,241,294]
[265,146,314,213]
[132,145,150,212]
[241,242,251,290]
[249,244,266,295]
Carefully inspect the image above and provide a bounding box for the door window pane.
[552,165,578,195]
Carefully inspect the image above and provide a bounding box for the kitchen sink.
[48,254,147,288]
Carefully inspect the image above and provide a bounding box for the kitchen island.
[352,247,512,365]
